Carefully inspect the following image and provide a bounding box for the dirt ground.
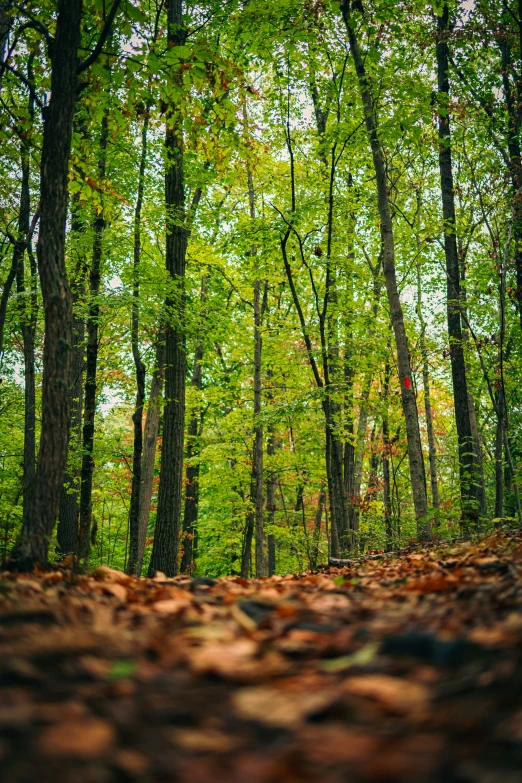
[2,533,522,782]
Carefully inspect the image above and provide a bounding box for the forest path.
[1,533,522,782]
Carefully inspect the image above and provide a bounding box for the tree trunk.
[310,483,326,570]
[266,422,277,576]
[415,233,439,510]
[136,337,164,575]
[180,277,206,574]
[383,362,393,549]
[148,0,188,577]
[342,4,430,539]
[436,6,477,528]
[10,0,82,568]
[57,197,85,557]
[78,112,109,563]
[495,389,504,518]
[127,116,149,576]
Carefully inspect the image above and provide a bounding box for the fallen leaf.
[344,674,430,719]
[38,718,116,758]
[232,685,337,727]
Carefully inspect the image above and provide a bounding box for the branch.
[77,0,123,74]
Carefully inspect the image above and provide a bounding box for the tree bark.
[10,0,82,568]
[266,421,277,576]
[414,215,439,510]
[310,483,326,569]
[14,122,37,533]
[436,5,477,528]
[383,361,393,549]
[180,277,206,574]
[342,3,430,539]
[127,116,149,576]
[78,112,109,563]
[57,199,85,557]
[136,337,164,575]
[148,0,188,577]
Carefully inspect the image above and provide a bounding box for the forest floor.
[2,535,522,782]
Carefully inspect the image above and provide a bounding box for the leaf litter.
[2,533,522,781]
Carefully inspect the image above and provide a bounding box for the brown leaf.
[232,685,337,727]
[344,674,430,719]
[38,718,116,758]
[92,566,132,585]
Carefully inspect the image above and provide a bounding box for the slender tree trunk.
[10,0,82,568]
[415,240,439,510]
[252,276,265,576]
[180,277,206,574]
[495,389,504,518]
[148,0,188,577]
[57,198,85,556]
[436,6,477,528]
[266,421,277,576]
[242,122,265,577]
[127,116,149,576]
[78,113,109,563]
[350,375,371,533]
[383,362,393,549]
[14,130,37,532]
[0,252,18,358]
[136,337,164,575]
[342,4,430,539]
[310,483,326,569]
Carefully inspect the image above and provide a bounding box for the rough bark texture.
[342,3,430,539]
[10,0,82,568]
[78,113,109,563]
[436,6,477,528]
[148,0,188,577]
[127,117,149,576]
[136,338,164,575]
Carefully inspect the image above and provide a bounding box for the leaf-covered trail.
[2,534,522,782]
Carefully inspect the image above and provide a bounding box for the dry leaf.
[344,674,430,719]
[232,685,337,727]
[38,718,115,758]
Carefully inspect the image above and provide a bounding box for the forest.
[5,2,522,782]
[1,0,522,578]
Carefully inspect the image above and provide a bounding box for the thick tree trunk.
[148,0,188,577]
[342,4,430,539]
[136,338,164,575]
[10,0,82,568]
[436,6,477,528]
[78,113,109,563]
[127,116,149,576]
